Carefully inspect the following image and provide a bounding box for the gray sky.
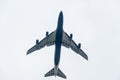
[0,0,120,80]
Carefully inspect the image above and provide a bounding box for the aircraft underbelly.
[54,26,63,65]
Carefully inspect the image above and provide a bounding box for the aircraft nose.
[60,11,63,17]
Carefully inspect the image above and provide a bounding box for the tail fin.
[44,68,66,79]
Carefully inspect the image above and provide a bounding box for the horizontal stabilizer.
[44,68,66,79]
[57,68,66,79]
[45,68,54,77]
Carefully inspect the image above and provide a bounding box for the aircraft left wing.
[62,32,88,60]
[27,31,56,55]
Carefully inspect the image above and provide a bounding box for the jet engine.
[36,39,39,45]
[46,31,49,37]
[78,43,81,48]
[70,34,73,39]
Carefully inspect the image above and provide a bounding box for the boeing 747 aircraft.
[27,11,88,79]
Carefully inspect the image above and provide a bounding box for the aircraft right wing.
[62,32,88,60]
[27,31,56,55]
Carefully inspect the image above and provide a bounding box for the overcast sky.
[0,0,120,80]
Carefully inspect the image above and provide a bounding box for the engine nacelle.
[78,43,81,48]
[46,31,49,37]
[36,39,39,45]
[70,34,73,39]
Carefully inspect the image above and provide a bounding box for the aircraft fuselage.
[54,11,63,66]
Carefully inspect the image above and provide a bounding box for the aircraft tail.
[45,68,66,79]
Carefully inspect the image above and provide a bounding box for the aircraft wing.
[27,31,56,55]
[62,32,88,60]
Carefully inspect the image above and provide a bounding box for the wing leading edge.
[27,31,56,55]
[62,31,88,60]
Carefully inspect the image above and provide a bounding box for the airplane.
[27,11,88,79]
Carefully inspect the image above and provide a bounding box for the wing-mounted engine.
[36,39,39,49]
[78,43,81,48]
[46,31,49,37]
[36,39,39,45]
[46,31,55,46]
[69,34,73,39]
